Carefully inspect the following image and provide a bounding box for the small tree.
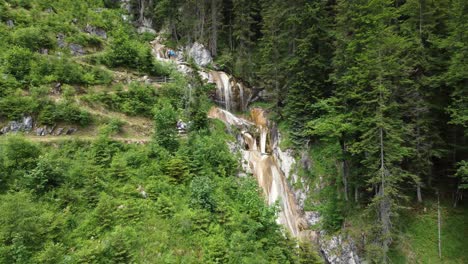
[153,100,179,152]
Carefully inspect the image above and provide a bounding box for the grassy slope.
[390,200,468,264]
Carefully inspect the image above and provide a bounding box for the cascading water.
[152,37,311,240]
[208,107,310,239]
[150,37,363,263]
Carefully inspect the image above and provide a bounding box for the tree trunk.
[438,191,442,259]
[355,185,358,203]
[210,0,218,56]
[340,140,349,201]
[417,182,423,203]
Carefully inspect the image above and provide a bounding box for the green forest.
[0,0,466,263]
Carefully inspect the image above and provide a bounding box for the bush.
[105,29,154,73]
[12,27,55,51]
[153,100,179,151]
[0,95,39,120]
[30,56,112,86]
[38,102,92,126]
[100,118,125,136]
[22,155,63,194]
[53,102,92,126]
[8,0,32,9]
[83,83,157,117]
[3,46,34,81]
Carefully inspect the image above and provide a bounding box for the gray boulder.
[66,128,77,135]
[4,116,33,133]
[84,24,107,39]
[36,127,47,136]
[8,121,22,132]
[187,42,213,67]
[57,33,66,48]
[55,127,64,136]
[0,126,10,134]
[137,26,156,34]
[320,233,361,264]
[69,43,86,56]
[6,20,14,28]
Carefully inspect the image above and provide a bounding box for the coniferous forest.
[0,0,466,263]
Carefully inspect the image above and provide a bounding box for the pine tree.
[333,1,412,261]
[282,0,333,143]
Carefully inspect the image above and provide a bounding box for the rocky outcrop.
[84,24,107,39]
[186,42,213,67]
[57,33,66,48]
[69,43,86,56]
[6,20,14,28]
[0,116,78,137]
[320,233,361,264]
[0,116,34,134]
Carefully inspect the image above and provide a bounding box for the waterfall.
[208,107,309,239]
[151,37,311,241]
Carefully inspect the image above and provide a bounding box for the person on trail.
[177,119,187,133]
[167,49,176,59]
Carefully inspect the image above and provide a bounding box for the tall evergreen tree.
[333,1,412,261]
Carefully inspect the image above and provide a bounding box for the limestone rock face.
[320,233,361,264]
[187,42,213,67]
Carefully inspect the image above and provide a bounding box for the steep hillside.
[1,1,467,264]
[0,1,321,263]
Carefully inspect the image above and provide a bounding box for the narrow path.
[19,135,151,144]
[77,101,152,129]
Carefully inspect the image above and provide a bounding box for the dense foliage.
[0,133,307,263]
[0,1,321,263]
[0,0,466,263]
[150,0,467,262]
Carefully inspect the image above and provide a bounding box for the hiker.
[177,119,187,133]
[167,49,176,59]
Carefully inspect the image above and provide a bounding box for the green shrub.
[153,100,179,151]
[8,0,32,9]
[30,56,112,86]
[38,102,92,126]
[67,32,103,48]
[3,46,34,81]
[53,102,92,126]
[105,29,155,73]
[12,27,55,51]
[0,95,38,120]
[100,118,125,136]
